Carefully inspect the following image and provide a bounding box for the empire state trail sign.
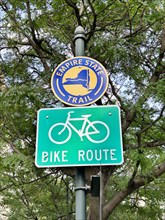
[51,57,108,106]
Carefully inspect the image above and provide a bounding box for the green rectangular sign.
[35,105,123,167]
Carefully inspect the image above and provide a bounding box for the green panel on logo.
[35,106,123,167]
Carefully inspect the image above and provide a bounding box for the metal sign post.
[35,25,124,219]
[74,26,86,220]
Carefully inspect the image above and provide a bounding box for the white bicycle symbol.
[48,111,110,144]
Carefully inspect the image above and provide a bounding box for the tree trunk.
[88,196,100,220]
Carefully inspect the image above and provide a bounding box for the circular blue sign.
[51,57,108,106]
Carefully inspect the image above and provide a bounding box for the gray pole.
[74,26,86,220]
[99,170,103,220]
[74,26,86,56]
[75,167,86,220]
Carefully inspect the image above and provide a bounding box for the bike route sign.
[35,105,123,167]
[51,57,108,106]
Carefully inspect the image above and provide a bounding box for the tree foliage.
[0,0,165,219]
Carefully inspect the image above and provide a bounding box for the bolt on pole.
[74,26,86,220]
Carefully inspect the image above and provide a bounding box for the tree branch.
[86,0,97,43]
[137,105,165,136]
[65,0,82,26]
[122,109,136,135]
[108,77,127,112]
[0,1,50,72]
[150,26,165,82]
[103,161,165,219]
[122,25,165,135]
